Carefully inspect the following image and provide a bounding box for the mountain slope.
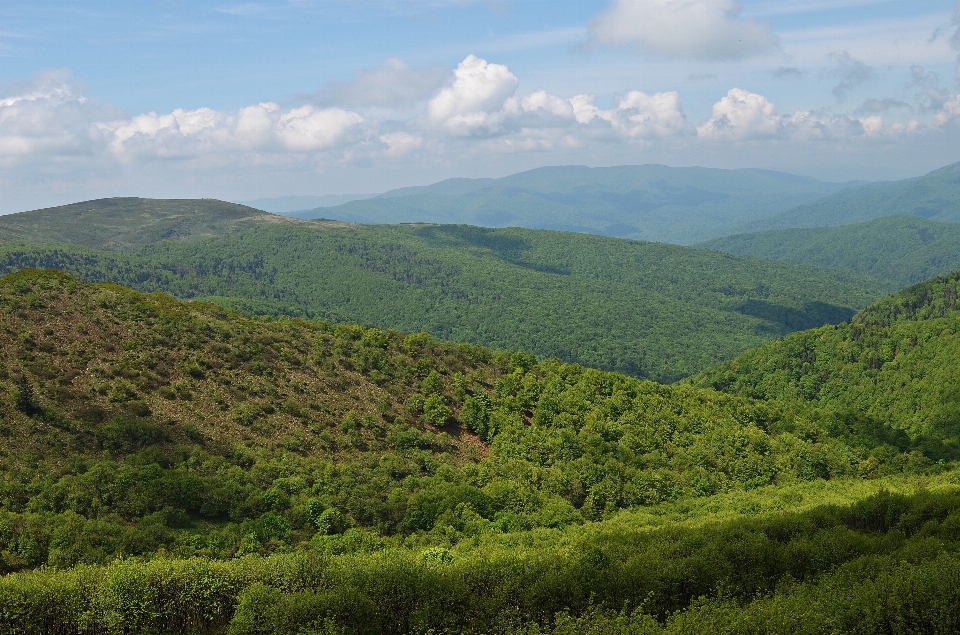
[690,270,960,448]
[742,161,960,232]
[0,269,931,569]
[0,197,305,250]
[293,165,853,244]
[0,269,955,633]
[698,215,960,288]
[0,219,886,381]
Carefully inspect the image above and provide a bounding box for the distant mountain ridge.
[733,161,960,232]
[292,164,856,245]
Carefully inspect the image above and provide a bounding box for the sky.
[1,0,959,214]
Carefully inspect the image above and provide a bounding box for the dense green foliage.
[691,271,960,452]
[0,258,958,631]
[0,221,884,382]
[742,161,960,232]
[0,198,302,251]
[298,164,850,244]
[0,269,925,573]
[3,484,960,634]
[699,215,960,288]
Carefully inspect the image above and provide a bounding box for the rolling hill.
[0,269,958,633]
[690,270,960,451]
[0,204,886,381]
[698,215,960,288]
[292,164,854,244]
[0,197,306,251]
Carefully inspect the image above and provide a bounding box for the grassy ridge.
[0,221,885,381]
[0,197,309,251]
[698,215,960,288]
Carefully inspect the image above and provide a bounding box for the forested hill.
[293,164,852,244]
[0,219,885,381]
[0,197,309,250]
[737,161,960,232]
[690,270,960,448]
[697,215,960,288]
[1,269,958,633]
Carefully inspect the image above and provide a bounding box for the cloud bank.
[2,50,960,212]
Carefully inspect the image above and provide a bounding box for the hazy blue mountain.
[237,193,378,214]
[291,165,855,244]
[735,161,960,232]
[698,215,960,289]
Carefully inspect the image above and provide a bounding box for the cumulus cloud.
[937,94,960,125]
[0,70,115,159]
[319,57,451,107]
[698,89,910,141]
[378,131,423,156]
[829,51,874,102]
[697,88,780,140]
[427,55,519,135]
[96,102,368,159]
[572,90,688,139]
[588,0,777,60]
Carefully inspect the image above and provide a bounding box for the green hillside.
[1,269,957,633]
[690,271,960,450]
[0,197,306,251]
[0,218,885,382]
[698,215,960,288]
[741,161,960,232]
[296,164,852,244]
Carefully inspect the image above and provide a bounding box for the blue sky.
[1,0,959,213]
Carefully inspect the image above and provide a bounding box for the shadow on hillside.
[415,225,570,275]
[738,299,855,333]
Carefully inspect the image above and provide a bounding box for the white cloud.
[697,88,780,140]
[96,102,367,159]
[572,90,687,139]
[588,0,777,60]
[277,106,365,151]
[428,55,519,135]
[937,94,960,124]
[0,70,113,158]
[378,131,423,156]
